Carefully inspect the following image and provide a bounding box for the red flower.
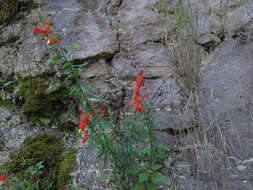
[33,27,52,34]
[47,37,62,45]
[82,130,89,143]
[135,104,144,112]
[82,136,88,143]
[130,71,146,112]
[135,87,140,96]
[135,71,145,88]
[42,21,54,29]
[0,174,7,185]
[0,175,7,181]
[79,110,89,131]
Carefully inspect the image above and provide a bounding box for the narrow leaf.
[151,164,163,171]
[139,173,149,183]
[99,173,113,181]
[131,183,145,190]
[47,55,63,65]
[147,183,158,190]
[3,80,16,87]
[74,60,91,68]
[151,172,167,183]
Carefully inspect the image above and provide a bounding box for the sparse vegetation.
[0,135,76,190]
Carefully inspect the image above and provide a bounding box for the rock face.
[0,0,253,189]
[198,40,253,190]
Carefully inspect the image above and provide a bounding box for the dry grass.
[164,1,251,189]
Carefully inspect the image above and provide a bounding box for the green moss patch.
[17,76,68,118]
[0,135,5,151]
[57,148,77,189]
[1,134,77,190]
[0,0,37,25]
[0,0,18,25]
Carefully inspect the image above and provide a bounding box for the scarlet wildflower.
[79,110,94,143]
[135,104,144,112]
[82,130,89,143]
[135,71,145,88]
[42,21,54,29]
[79,110,90,131]
[0,175,7,185]
[82,136,88,143]
[130,71,146,112]
[134,87,140,96]
[33,27,52,34]
[47,37,62,45]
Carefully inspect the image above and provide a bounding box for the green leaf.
[131,183,145,190]
[61,62,72,69]
[151,164,163,171]
[151,172,167,183]
[47,55,63,65]
[68,85,79,96]
[86,93,106,103]
[77,79,92,91]
[126,166,141,174]
[100,121,114,129]
[63,74,75,84]
[147,183,158,190]
[99,173,113,181]
[3,80,16,87]
[73,61,91,68]
[139,173,149,183]
[72,42,81,51]
[158,144,167,151]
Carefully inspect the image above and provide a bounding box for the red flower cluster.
[47,37,62,45]
[79,110,93,143]
[33,27,52,35]
[0,174,7,185]
[33,21,61,45]
[132,71,145,112]
[78,108,106,143]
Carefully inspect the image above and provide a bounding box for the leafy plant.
[12,161,45,190]
[33,21,170,190]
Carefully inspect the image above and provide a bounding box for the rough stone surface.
[0,0,253,189]
[112,42,174,78]
[181,0,253,45]
[0,107,63,164]
[196,39,253,189]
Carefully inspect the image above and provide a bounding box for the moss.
[1,134,74,190]
[0,99,15,109]
[17,76,68,119]
[0,0,38,25]
[56,120,77,132]
[0,35,20,47]
[56,148,77,189]
[0,135,5,151]
[0,0,18,25]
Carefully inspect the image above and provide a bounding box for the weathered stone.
[198,40,253,189]
[73,144,111,190]
[0,0,253,189]
[44,0,119,60]
[118,0,167,46]
[180,0,253,45]
[112,42,174,78]
[16,37,51,77]
[0,46,17,76]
